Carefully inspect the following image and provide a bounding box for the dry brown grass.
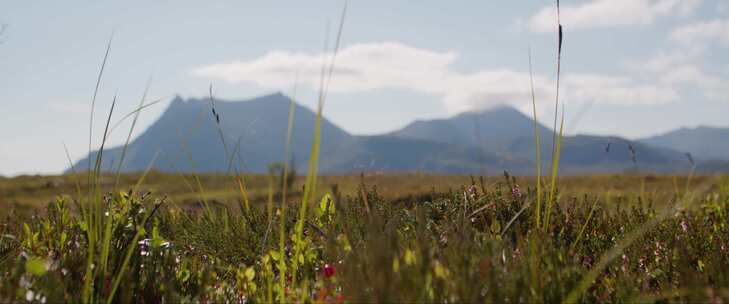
[1,172,722,213]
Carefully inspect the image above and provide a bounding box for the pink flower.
[323,264,336,279]
[511,184,522,200]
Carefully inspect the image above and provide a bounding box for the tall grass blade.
[570,197,598,251]
[115,78,153,187]
[88,33,113,183]
[132,150,161,195]
[292,25,330,288]
[209,84,232,170]
[544,108,564,230]
[63,142,84,208]
[550,0,563,159]
[528,48,542,227]
[542,0,564,231]
[108,96,167,136]
[275,79,298,302]
[106,227,145,304]
[93,94,117,178]
[292,1,347,290]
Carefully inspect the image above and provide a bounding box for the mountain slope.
[324,135,534,174]
[72,94,534,174]
[72,94,696,175]
[639,126,729,161]
[391,106,690,173]
[73,93,357,173]
[391,105,552,155]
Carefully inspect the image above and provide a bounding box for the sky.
[1,0,728,176]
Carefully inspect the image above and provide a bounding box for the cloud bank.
[193,41,675,114]
[670,19,729,46]
[528,0,702,33]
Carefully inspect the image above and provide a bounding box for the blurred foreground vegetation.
[1,173,728,302]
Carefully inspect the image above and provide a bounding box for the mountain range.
[71,93,726,175]
[639,127,729,161]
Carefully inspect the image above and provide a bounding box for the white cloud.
[564,74,678,105]
[193,42,547,113]
[627,46,706,73]
[660,64,729,99]
[625,36,728,101]
[193,42,682,113]
[670,19,729,46]
[660,64,719,86]
[193,42,456,96]
[48,101,89,114]
[528,0,702,33]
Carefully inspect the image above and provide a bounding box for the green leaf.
[490,220,502,235]
[404,249,417,266]
[245,267,256,281]
[269,250,282,261]
[25,257,47,276]
[23,223,31,239]
[178,269,190,282]
[60,232,67,251]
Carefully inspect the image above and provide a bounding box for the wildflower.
[582,255,593,268]
[638,257,647,272]
[511,248,522,260]
[653,241,664,262]
[680,220,688,232]
[467,185,478,201]
[322,264,336,279]
[511,184,522,200]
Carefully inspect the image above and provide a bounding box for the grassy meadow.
[1,171,729,302]
[1,172,718,214]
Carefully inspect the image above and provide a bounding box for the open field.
[2,172,721,210]
[1,172,729,302]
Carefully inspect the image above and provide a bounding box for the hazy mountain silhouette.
[640,126,729,161]
[390,105,552,156]
[390,106,691,174]
[72,93,698,175]
[72,93,530,174]
[73,93,355,173]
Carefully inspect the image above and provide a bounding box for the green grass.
[2,174,729,302]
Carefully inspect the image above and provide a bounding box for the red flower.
[323,263,336,278]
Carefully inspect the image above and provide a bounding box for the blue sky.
[1,0,728,176]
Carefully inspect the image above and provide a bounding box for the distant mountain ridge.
[639,126,729,161]
[72,93,713,175]
[390,106,692,174]
[72,93,526,174]
[74,93,357,173]
[390,105,553,156]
